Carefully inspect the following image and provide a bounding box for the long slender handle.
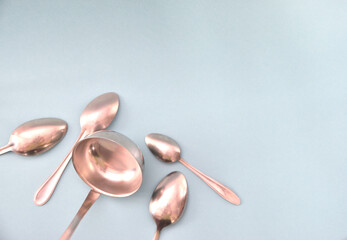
[60,190,100,240]
[0,143,13,155]
[153,228,161,240]
[34,131,86,206]
[179,158,241,205]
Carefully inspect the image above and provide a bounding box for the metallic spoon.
[60,131,144,240]
[34,92,119,206]
[0,118,67,156]
[145,133,241,205]
[150,171,188,240]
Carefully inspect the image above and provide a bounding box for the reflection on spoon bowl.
[0,118,67,156]
[150,171,188,240]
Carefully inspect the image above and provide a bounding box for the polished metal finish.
[150,171,188,240]
[60,131,144,240]
[0,118,67,156]
[145,133,241,205]
[34,92,119,206]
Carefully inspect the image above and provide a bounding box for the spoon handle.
[153,229,161,240]
[34,131,87,206]
[179,158,241,205]
[60,190,100,240]
[0,143,12,155]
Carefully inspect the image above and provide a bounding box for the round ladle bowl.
[60,131,144,240]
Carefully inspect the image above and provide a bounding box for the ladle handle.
[0,143,12,155]
[60,190,100,240]
[179,158,241,205]
[153,228,161,240]
[34,131,87,206]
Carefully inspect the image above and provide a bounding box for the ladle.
[60,131,144,240]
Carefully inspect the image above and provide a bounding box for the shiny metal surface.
[149,171,188,240]
[34,92,119,206]
[145,133,241,205]
[145,133,181,163]
[60,130,144,240]
[0,118,67,156]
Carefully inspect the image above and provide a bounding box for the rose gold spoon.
[0,118,67,156]
[145,133,241,205]
[34,92,119,206]
[150,171,188,240]
[60,131,144,240]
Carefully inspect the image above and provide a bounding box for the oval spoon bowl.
[0,118,67,156]
[150,171,188,240]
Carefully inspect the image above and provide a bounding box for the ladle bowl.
[60,130,144,240]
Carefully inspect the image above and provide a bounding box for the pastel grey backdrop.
[0,1,346,239]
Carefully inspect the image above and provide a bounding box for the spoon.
[150,171,188,240]
[0,118,67,156]
[145,133,241,205]
[60,130,144,240]
[34,92,119,206]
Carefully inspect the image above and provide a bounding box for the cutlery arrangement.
[2,92,240,239]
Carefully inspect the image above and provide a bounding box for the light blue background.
[0,1,346,239]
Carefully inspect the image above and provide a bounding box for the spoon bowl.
[150,171,188,240]
[80,92,119,134]
[145,133,180,163]
[34,92,119,206]
[60,130,144,240]
[0,118,67,156]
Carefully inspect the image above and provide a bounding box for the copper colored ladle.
[34,92,119,206]
[60,131,144,240]
[0,118,67,156]
[145,133,240,205]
